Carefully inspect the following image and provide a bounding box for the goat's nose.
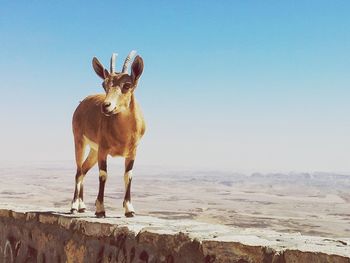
[103,102,111,109]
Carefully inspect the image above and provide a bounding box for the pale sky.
[0,1,349,173]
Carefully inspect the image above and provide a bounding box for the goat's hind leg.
[77,149,98,212]
[71,138,86,214]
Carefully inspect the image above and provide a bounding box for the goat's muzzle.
[101,102,114,116]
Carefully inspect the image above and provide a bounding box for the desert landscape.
[0,161,349,239]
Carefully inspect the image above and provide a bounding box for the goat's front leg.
[95,150,108,218]
[123,158,135,217]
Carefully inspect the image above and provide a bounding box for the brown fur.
[72,93,145,158]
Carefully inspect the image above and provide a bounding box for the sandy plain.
[0,161,349,238]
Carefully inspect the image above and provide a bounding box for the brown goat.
[70,51,145,218]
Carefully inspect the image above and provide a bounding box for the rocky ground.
[1,208,350,262]
[0,161,349,238]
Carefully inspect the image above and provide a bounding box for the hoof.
[125,212,135,218]
[78,208,86,213]
[70,209,78,214]
[95,211,106,218]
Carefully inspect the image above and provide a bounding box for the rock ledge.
[0,207,349,262]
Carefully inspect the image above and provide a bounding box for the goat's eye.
[123,83,131,89]
[121,83,132,93]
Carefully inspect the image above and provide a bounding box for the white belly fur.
[83,135,98,151]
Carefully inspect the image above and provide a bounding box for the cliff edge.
[0,206,349,263]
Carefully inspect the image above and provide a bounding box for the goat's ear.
[131,56,144,83]
[92,57,107,79]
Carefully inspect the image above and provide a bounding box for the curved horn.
[110,53,117,73]
[122,50,137,73]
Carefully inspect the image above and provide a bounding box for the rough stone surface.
[0,207,349,263]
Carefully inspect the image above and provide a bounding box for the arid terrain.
[0,161,349,238]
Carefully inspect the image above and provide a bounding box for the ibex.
[70,51,145,218]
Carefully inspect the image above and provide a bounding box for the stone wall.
[0,208,349,263]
